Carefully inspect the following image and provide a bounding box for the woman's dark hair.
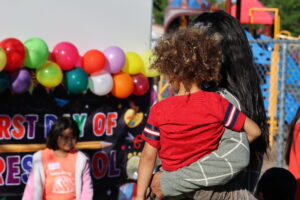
[285,106,300,164]
[192,11,269,170]
[46,117,80,150]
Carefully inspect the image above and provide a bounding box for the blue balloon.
[64,67,88,94]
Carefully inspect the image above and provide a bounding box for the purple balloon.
[10,68,31,94]
[132,74,149,96]
[104,46,125,74]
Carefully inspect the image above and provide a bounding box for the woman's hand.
[134,197,145,200]
[150,171,164,200]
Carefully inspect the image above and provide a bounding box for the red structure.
[227,0,274,25]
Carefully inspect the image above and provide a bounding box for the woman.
[285,106,300,200]
[149,10,269,199]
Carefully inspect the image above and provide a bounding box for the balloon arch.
[0,38,159,98]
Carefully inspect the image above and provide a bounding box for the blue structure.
[248,31,300,123]
[169,0,209,9]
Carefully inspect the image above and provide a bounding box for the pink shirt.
[42,148,77,200]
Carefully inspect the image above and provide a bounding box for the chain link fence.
[154,38,300,169]
[251,39,300,169]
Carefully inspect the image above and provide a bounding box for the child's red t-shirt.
[142,90,246,171]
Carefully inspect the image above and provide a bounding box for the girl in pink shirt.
[22,117,93,200]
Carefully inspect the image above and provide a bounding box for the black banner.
[0,85,151,199]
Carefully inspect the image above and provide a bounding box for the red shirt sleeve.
[141,104,160,149]
[219,96,246,131]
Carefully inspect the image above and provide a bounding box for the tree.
[261,0,300,36]
[153,0,169,25]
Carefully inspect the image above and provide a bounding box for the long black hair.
[46,117,80,150]
[285,106,300,164]
[192,11,269,170]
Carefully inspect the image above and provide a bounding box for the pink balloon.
[132,74,149,96]
[52,42,79,70]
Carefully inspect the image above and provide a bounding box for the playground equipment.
[164,0,209,32]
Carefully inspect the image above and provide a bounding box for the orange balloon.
[111,72,134,99]
[82,49,106,74]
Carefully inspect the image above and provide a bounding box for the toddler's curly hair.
[152,26,223,92]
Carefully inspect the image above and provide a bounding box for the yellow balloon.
[122,52,143,75]
[140,50,159,77]
[0,48,7,72]
[36,61,63,88]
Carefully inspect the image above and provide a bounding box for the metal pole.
[277,42,288,167]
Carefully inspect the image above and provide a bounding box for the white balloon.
[89,73,113,96]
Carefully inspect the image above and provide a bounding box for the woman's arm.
[136,142,158,200]
[151,89,250,197]
[158,129,250,197]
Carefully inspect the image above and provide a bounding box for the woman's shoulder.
[215,88,241,109]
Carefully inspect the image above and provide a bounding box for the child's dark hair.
[152,26,222,92]
[46,117,80,150]
[255,167,296,200]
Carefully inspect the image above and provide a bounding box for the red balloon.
[0,38,25,71]
[132,74,149,96]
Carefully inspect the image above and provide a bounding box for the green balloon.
[0,72,9,93]
[36,61,63,88]
[23,38,49,69]
[64,67,88,94]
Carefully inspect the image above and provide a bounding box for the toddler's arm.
[136,142,158,200]
[243,117,261,143]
